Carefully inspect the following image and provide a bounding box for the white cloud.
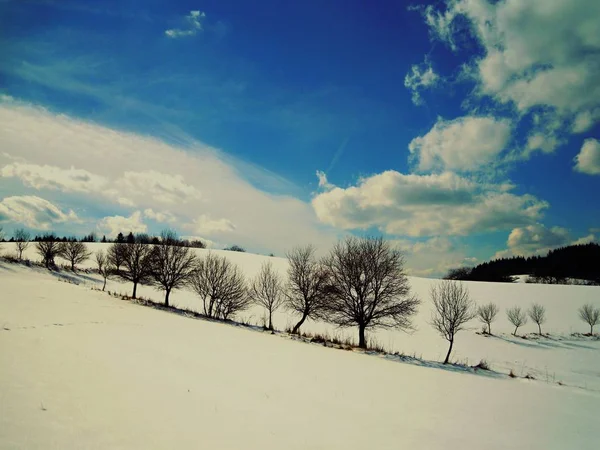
[117,170,201,204]
[404,60,439,105]
[143,208,177,224]
[572,234,597,246]
[393,236,476,277]
[0,195,79,230]
[525,134,560,156]
[0,99,337,254]
[423,0,600,130]
[187,214,235,235]
[574,138,600,175]
[165,10,206,38]
[180,235,217,248]
[316,170,334,190]
[494,223,596,258]
[312,170,547,237]
[1,162,109,193]
[408,116,512,171]
[572,109,600,134]
[97,211,147,237]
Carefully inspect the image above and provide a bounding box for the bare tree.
[151,230,197,307]
[528,303,546,335]
[95,250,112,291]
[322,236,420,349]
[14,228,31,260]
[250,261,284,330]
[58,240,91,271]
[477,302,499,335]
[190,253,249,320]
[430,280,476,364]
[35,238,61,269]
[578,303,600,335]
[112,241,154,299]
[506,306,527,336]
[107,242,126,271]
[285,245,330,334]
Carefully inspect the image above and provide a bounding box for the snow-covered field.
[1,243,600,449]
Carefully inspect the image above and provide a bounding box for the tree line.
[4,230,598,363]
[2,228,207,248]
[445,243,600,284]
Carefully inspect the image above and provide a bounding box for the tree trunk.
[165,289,170,307]
[71,261,75,271]
[132,282,137,299]
[444,338,454,364]
[513,326,518,336]
[538,323,541,335]
[488,323,492,335]
[358,325,366,349]
[591,324,593,335]
[292,313,308,334]
[268,310,273,331]
[102,277,107,291]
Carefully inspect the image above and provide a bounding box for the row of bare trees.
[428,281,600,363]
[91,235,421,349]
[12,230,598,363]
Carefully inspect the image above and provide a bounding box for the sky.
[0,0,599,276]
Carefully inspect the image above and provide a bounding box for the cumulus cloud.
[165,10,206,38]
[316,170,334,190]
[422,0,600,131]
[0,195,79,229]
[117,170,201,204]
[404,60,439,105]
[1,162,108,193]
[311,170,547,237]
[494,223,597,258]
[187,214,235,235]
[0,99,336,253]
[408,116,512,172]
[97,211,147,237]
[393,236,476,277]
[143,208,177,224]
[574,138,600,175]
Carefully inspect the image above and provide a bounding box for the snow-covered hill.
[1,244,599,449]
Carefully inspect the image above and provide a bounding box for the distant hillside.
[446,243,600,284]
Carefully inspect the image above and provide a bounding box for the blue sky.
[1,0,599,276]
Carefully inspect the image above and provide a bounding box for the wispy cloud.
[165,10,206,39]
[0,195,79,230]
[0,98,338,252]
[404,59,439,105]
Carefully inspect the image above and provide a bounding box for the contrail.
[326,136,349,173]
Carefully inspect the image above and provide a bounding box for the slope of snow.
[6,242,600,393]
[1,261,599,450]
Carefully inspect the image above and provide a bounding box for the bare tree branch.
[250,261,284,330]
[528,303,546,335]
[110,240,154,299]
[578,303,600,335]
[35,236,61,269]
[430,280,476,364]
[14,228,31,260]
[95,250,113,292]
[150,230,197,307]
[285,245,330,333]
[322,236,420,349]
[506,306,527,336]
[190,253,249,320]
[477,302,499,335]
[58,240,91,271]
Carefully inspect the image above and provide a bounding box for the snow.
[2,244,600,449]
